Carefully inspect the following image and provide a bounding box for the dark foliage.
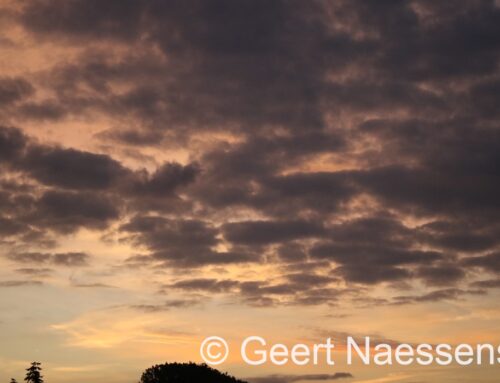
[140,362,247,383]
[24,362,43,383]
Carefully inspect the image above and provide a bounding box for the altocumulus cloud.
[0,0,499,308]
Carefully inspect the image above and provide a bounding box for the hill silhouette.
[140,362,247,383]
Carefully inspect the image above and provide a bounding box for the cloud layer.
[1,0,500,309]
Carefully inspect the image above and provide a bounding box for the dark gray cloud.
[417,220,500,253]
[128,162,199,197]
[71,282,115,289]
[334,265,412,286]
[20,0,146,41]
[223,220,325,246]
[15,0,500,134]
[285,273,336,287]
[247,373,353,383]
[167,275,346,307]
[8,251,90,267]
[462,253,500,273]
[416,263,466,286]
[0,77,34,106]
[128,299,202,312]
[15,268,53,278]
[120,215,256,267]
[311,235,443,285]
[30,190,119,233]
[96,129,165,146]
[0,280,43,287]
[17,0,335,135]
[21,145,129,190]
[168,278,239,293]
[471,279,500,289]
[17,100,67,121]
[469,79,500,118]
[0,216,27,236]
[392,288,485,306]
[0,126,199,238]
[52,252,89,266]
[0,125,27,161]
[10,252,52,264]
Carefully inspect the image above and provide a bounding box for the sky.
[1,0,500,382]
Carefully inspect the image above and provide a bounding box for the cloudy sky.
[1,0,500,382]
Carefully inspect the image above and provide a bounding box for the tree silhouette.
[140,362,247,383]
[24,362,43,383]
[10,378,18,383]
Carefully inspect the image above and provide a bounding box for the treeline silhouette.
[141,362,247,383]
[11,362,247,383]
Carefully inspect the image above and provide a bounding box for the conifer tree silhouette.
[24,362,43,383]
